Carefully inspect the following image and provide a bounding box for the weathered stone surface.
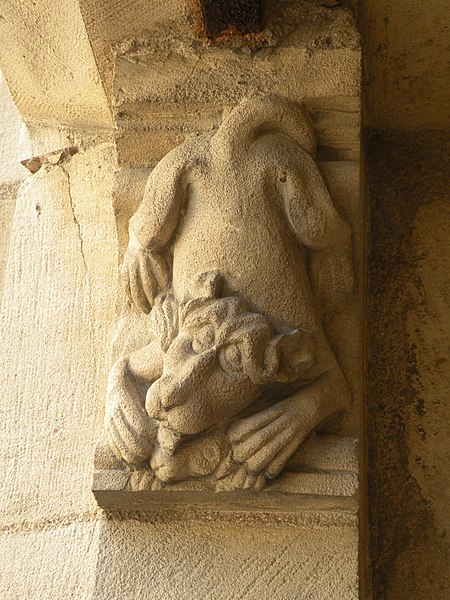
[0,72,28,298]
[0,181,19,297]
[117,98,360,168]
[362,0,450,129]
[95,95,357,495]
[109,1,360,167]
[94,511,358,600]
[0,0,448,597]
[0,1,111,128]
[0,72,28,183]
[0,2,362,598]
[0,520,101,600]
[365,130,450,599]
[0,141,118,530]
[93,434,358,509]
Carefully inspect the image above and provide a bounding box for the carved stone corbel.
[94,94,354,496]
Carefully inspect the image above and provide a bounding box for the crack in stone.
[59,165,88,275]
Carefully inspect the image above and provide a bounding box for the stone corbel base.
[93,434,357,513]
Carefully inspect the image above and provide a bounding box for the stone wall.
[364,131,450,600]
[0,0,448,598]
[361,1,450,598]
[0,133,118,598]
[0,2,361,598]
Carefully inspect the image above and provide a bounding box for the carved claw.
[128,467,157,491]
[228,399,309,479]
[151,431,225,483]
[215,467,265,491]
[107,402,157,466]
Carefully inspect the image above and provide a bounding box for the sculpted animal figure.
[99,94,353,490]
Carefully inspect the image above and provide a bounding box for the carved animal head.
[145,272,314,444]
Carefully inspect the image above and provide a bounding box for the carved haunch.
[95,95,353,492]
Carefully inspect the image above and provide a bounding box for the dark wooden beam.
[198,0,263,39]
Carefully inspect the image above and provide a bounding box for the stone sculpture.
[96,94,353,491]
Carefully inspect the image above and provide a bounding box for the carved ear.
[249,330,315,385]
[274,330,315,382]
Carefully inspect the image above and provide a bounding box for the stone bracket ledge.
[93,434,358,514]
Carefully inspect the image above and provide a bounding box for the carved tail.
[213,94,317,157]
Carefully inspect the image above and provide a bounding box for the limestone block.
[93,510,358,600]
[363,0,450,129]
[0,71,29,183]
[0,0,111,127]
[365,131,450,598]
[110,2,360,167]
[117,99,360,168]
[0,71,29,298]
[406,200,450,535]
[77,0,195,98]
[0,142,118,530]
[0,519,101,600]
[308,99,360,162]
[0,181,20,300]
[94,433,358,510]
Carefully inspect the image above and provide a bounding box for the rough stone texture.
[364,131,450,600]
[93,434,358,509]
[0,3,361,599]
[77,0,196,100]
[0,71,28,183]
[109,160,362,441]
[0,72,28,298]
[361,0,450,596]
[362,0,450,129]
[96,95,356,495]
[0,181,20,297]
[94,511,358,600]
[109,0,360,168]
[0,140,118,596]
[0,142,118,526]
[102,0,362,442]
[0,520,101,600]
[0,0,111,127]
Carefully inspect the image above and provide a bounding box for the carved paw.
[151,432,225,483]
[215,467,266,491]
[121,240,170,314]
[228,401,306,479]
[107,400,157,466]
[128,467,157,491]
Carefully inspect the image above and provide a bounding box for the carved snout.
[146,350,216,415]
[145,376,185,415]
[157,376,186,411]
